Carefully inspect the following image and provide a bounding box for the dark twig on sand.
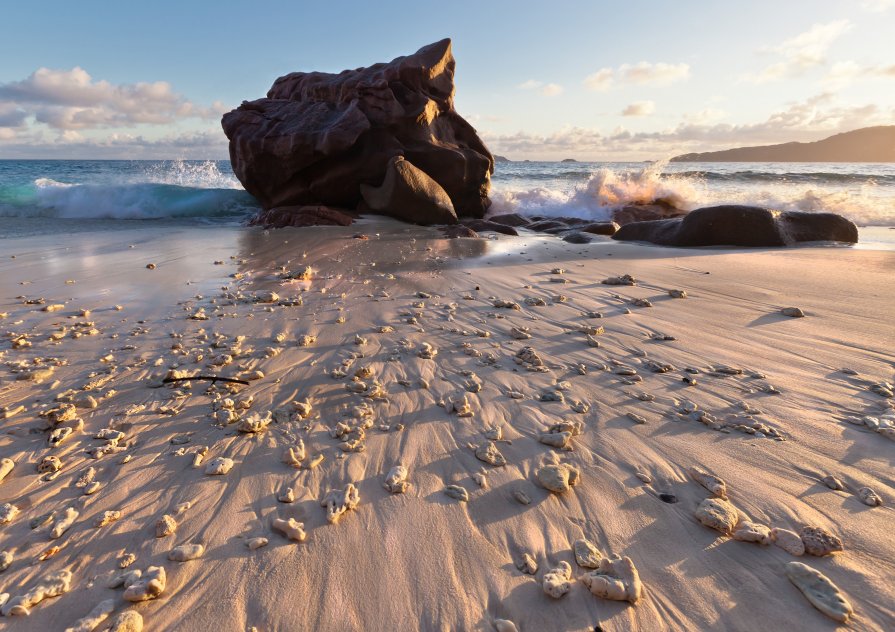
[162,376,250,386]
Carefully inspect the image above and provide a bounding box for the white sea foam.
[0,161,258,220]
[489,161,895,226]
[141,159,244,190]
[27,179,257,220]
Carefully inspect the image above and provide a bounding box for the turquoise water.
[0,160,257,221]
[0,159,892,228]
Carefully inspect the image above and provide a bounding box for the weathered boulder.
[462,219,519,235]
[443,225,478,239]
[222,39,493,226]
[612,202,686,225]
[487,213,530,227]
[562,231,593,244]
[361,156,457,224]
[580,222,620,236]
[527,219,570,233]
[612,205,858,247]
[249,205,355,228]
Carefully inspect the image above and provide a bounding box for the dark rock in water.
[527,220,569,233]
[557,217,592,227]
[488,213,530,227]
[462,219,519,236]
[443,225,479,239]
[659,493,678,504]
[250,205,355,228]
[562,231,593,244]
[778,211,859,243]
[613,205,858,247]
[613,203,687,226]
[581,222,620,236]
[222,39,493,226]
[360,156,457,224]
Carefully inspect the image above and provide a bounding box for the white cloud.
[861,0,895,11]
[683,108,727,125]
[482,93,889,160]
[518,79,564,97]
[747,20,853,83]
[0,128,229,159]
[619,62,690,85]
[621,101,655,117]
[824,60,895,88]
[583,62,690,91]
[583,68,614,91]
[0,103,27,128]
[0,67,227,130]
[517,79,543,90]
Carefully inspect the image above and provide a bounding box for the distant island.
[672,126,895,162]
[493,155,511,163]
[561,158,578,163]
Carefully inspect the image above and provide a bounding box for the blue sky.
[0,0,893,159]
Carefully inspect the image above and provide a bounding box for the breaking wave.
[489,160,895,226]
[0,160,260,220]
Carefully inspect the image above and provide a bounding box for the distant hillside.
[672,126,895,162]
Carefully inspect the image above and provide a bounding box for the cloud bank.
[483,93,891,160]
[0,66,229,157]
[585,62,690,91]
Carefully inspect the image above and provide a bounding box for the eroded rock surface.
[222,39,493,225]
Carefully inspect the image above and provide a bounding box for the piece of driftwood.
[162,376,249,386]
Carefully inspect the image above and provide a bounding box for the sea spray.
[0,159,892,225]
[489,160,895,226]
[0,160,259,220]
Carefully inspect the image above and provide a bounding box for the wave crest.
[488,161,895,226]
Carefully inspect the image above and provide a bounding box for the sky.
[0,0,893,160]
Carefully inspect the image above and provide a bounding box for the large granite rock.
[612,205,858,247]
[222,39,493,225]
[249,205,355,229]
[360,156,457,224]
[612,203,687,225]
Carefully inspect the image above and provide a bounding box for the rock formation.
[222,39,493,226]
[612,205,858,247]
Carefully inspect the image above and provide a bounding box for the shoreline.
[0,221,892,630]
[2,215,894,251]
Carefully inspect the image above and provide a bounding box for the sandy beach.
[0,220,891,630]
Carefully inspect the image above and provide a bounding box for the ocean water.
[0,159,893,231]
[0,160,257,222]
[490,160,895,227]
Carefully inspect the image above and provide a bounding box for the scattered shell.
[857,486,882,507]
[542,562,572,598]
[785,562,853,623]
[573,538,603,568]
[771,528,805,556]
[580,556,642,604]
[536,463,580,493]
[800,526,843,557]
[694,497,739,534]
[444,485,469,502]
